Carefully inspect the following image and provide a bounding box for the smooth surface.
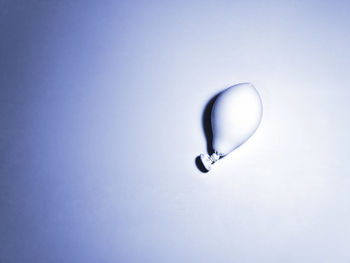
[1,1,350,262]
[212,83,262,156]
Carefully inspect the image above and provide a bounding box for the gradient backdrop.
[1,0,350,262]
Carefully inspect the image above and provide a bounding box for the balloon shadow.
[195,92,221,173]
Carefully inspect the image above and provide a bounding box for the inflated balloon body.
[200,83,263,171]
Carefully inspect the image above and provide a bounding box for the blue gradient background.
[1,1,350,262]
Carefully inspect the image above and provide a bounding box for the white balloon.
[200,83,263,171]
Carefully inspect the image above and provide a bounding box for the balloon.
[200,83,263,171]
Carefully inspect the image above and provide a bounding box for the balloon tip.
[200,154,212,171]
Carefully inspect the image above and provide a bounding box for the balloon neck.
[210,152,220,162]
[200,152,221,172]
